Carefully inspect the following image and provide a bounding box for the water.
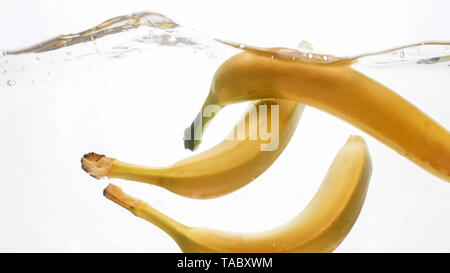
[353,42,450,67]
[0,11,449,252]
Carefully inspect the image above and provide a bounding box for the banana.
[82,99,304,199]
[185,48,450,182]
[103,135,372,253]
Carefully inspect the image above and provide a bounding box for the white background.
[0,0,449,252]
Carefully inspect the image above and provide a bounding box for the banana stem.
[81,153,166,186]
[109,160,165,186]
[103,184,187,239]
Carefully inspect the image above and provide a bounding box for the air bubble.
[7,80,15,86]
[239,44,246,49]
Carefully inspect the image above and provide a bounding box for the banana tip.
[81,152,114,179]
[346,135,367,148]
[348,135,363,142]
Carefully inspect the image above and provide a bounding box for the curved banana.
[103,136,372,253]
[185,48,450,182]
[82,99,304,199]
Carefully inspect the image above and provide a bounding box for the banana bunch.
[103,136,371,252]
[82,42,448,252]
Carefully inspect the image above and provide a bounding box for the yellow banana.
[103,135,372,253]
[185,47,450,182]
[82,99,304,199]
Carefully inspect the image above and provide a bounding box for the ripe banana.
[82,99,304,199]
[185,48,450,182]
[103,135,372,253]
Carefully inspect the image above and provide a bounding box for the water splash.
[218,39,450,67]
[297,40,313,52]
[4,12,235,62]
[352,42,450,66]
[216,38,450,68]
[7,12,179,54]
[217,39,344,64]
[2,11,449,68]
[0,11,448,89]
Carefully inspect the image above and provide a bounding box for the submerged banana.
[185,47,450,182]
[104,135,372,253]
[82,99,304,199]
